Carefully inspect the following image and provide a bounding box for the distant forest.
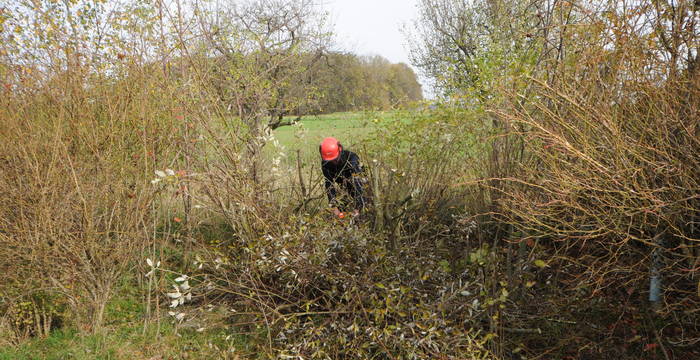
[301,53,423,114]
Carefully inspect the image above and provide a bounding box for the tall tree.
[196,0,332,182]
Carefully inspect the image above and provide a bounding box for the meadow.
[273,112,380,149]
[265,111,403,164]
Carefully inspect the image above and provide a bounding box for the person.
[319,137,365,218]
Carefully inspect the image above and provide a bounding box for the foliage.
[494,0,700,350]
[0,0,194,337]
[193,129,498,357]
[408,0,540,98]
[2,0,699,359]
[196,0,331,129]
[410,0,700,357]
[303,53,423,114]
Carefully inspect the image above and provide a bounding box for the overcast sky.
[323,0,420,66]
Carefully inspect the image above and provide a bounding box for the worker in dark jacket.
[319,137,365,218]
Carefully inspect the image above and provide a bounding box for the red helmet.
[320,137,341,161]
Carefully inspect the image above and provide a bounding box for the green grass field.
[265,111,401,167]
[267,111,400,159]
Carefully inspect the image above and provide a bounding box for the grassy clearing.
[262,111,406,197]
[273,111,391,149]
[267,111,403,163]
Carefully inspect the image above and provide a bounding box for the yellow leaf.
[534,259,548,268]
[525,281,536,288]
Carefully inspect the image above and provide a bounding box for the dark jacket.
[321,150,365,211]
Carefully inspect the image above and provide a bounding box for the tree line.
[300,53,423,114]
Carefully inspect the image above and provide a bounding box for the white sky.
[324,0,420,66]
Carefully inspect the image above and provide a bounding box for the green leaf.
[438,260,451,272]
[534,259,548,268]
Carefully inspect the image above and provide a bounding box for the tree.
[407,0,493,96]
[387,62,423,107]
[196,0,332,182]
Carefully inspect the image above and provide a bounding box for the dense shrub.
[0,63,186,334]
